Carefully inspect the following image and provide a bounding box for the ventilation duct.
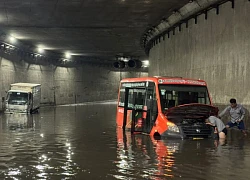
[113,60,125,69]
[127,59,142,68]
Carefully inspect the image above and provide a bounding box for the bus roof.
[120,76,207,86]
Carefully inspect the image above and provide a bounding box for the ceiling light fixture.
[142,60,149,67]
[9,36,16,44]
[37,47,44,54]
[65,52,71,59]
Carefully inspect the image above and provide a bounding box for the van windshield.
[158,85,210,111]
[7,92,29,105]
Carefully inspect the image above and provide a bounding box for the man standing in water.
[218,98,247,136]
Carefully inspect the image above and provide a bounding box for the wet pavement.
[0,102,249,180]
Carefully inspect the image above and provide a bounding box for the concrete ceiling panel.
[0,0,191,63]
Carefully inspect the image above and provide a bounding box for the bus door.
[122,87,145,133]
[143,82,157,134]
[122,82,157,134]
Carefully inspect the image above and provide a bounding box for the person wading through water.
[218,98,247,136]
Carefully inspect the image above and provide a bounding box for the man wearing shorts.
[206,116,227,139]
[218,98,247,136]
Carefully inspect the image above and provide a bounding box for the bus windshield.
[7,92,29,105]
[159,85,210,111]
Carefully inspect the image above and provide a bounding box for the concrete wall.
[149,0,250,106]
[0,53,148,111]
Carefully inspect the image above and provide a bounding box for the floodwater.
[0,102,249,180]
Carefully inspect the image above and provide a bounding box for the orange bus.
[116,76,218,139]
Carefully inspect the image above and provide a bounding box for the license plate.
[193,137,204,140]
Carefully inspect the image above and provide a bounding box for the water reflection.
[0,108,80,179]
[115,127,250,180]
[115,128,183,179]
[4,114,35,131]
[0,104,249,179]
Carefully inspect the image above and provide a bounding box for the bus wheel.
[153,132,161,140]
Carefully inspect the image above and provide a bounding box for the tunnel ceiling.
[0,0,190,64]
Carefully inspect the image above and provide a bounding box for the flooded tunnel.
[0,102,249,179]
[0,0,249,179]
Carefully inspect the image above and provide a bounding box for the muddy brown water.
[0,102,249,180]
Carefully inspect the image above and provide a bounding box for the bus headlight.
[167,121,180,133]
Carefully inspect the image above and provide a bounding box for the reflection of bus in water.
[116,127,181,178]
[116,128,215,179]
[116,76,218,139]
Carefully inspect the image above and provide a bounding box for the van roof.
[11,83,41,87]
[8,90,30,93]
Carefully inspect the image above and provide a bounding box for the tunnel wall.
[148,0,250,106]
[0,54,147,111]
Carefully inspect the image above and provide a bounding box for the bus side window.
[135,92,144,105]
[161,95,167,110]
[118,90,125,106]
[146,82,156,100]
[128,91,134,108]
